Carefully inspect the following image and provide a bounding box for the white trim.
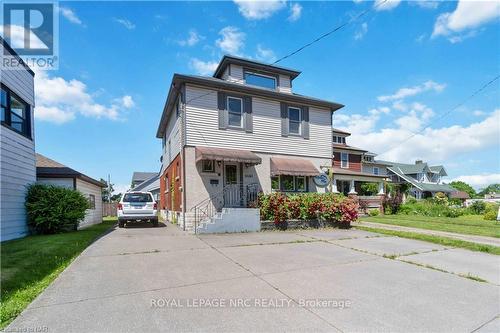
[288,106,302,136]
[340,152,349,169]
[227,96,243,128]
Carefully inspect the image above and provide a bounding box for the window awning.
[270,157,320,176]
[195,146,262,165]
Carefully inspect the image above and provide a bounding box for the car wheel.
[152,219,158,227]
[118,221,125,228]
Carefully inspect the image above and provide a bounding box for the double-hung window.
[341,152,349,168]
[244,72,276,89]
[1,85,30,138]
[227,96,243,128]
[288,107,301,135]
[373,167,379,175]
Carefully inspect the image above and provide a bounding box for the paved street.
[8,224,500,333]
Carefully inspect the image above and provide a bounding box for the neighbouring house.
[156,55,343,232]
[36,154,105,228]
[0,38,36,241]
[132,172,160,201]
[331,128,388,196]
[131,171,157,189]
[377,160,454,199]
[450,191,470,206]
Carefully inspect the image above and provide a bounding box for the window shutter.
[301,106,309,139]
[217,91,227,129]
[244,96,253,133]
[280,102,288,137]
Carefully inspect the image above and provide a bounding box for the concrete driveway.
[8,223,500,333]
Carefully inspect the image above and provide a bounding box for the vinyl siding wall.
[184,85,332,159]
[1,44,35,241]
[76,179,102,228]
[362,165,388,176]
[161,104,182,174]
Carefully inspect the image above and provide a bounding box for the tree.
[449,181,476,198]
[478,184,500,197]
[110,193,122,202]
[100,178,114,202]
[359,183,378,196]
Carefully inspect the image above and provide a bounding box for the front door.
[224,163,241,207]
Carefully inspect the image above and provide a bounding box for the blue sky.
[28,0,499,193]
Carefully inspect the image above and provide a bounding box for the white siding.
[76,179,102,228]
[185,85,332,159]
[278,74,292,93]
[362,164,388,176]
[160,106,182,172]
[37,177,73,189]
[227,64,244,84]
[1,44,35,242]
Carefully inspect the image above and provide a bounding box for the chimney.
[415,160,423,164]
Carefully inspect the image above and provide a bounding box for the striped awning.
[195,146,262,165]
[270,157,320,176]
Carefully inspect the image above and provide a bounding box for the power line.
[272,0,388,65]
[377,74,500,157]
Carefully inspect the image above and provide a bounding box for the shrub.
[383,193,403,215]
[398,198,466,218]
[434,192,448,205]
[469,201,487,214]
[368,209,379,217]
[25,184,89,234]
[257,192,358,229]
[483,203,499,221]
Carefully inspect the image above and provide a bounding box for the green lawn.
[0,218,116,329]
[360,214,500,238]
[357,226,500,255]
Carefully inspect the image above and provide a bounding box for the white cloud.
[374,0,401,11]
[451,174,500,190]
[233,0,287,20]
[114,18,135,30]
[255,44,276,62]
[334,109,500,163]
[412,1,439,10]
[432,1,500,42]
[216,26,246,54]
[189,58,219,75]
[0,25,47,49]
[288,3,302,22]
[473,110,486,117]
[178,29,204,47]
[59,7,83,25]
[354,22,368,40]
[34,70,133,124]
[377,80,446,102]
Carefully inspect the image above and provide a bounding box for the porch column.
[332,176,339,193]
[348,180,357,194]
[378,181,385,195]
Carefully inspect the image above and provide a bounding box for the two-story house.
[156,55,343,231]
[377,160,453,199]
[0,38,36,241]
[331,128,388,196]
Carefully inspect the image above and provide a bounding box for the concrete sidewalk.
[353,220,500,247]
[7,225,500,333]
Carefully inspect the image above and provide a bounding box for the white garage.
[36,154,105,228]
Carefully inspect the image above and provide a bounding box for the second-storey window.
[288,107,301,135]
[373,167,379,175]
[341,152,349,168]
[227,96,243,128]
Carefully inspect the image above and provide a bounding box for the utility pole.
[108,174,111,203]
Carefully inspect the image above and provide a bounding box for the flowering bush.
[258,192,358,229]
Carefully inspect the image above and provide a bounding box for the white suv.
[117,191,158,228]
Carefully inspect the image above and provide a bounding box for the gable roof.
[156,74,344,138]
[133,173,160,192]
[36,153,105,187]
[132,172,157,183]
[213,55,301,80]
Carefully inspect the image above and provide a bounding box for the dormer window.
[244,71,276,89]
[333,135,346,144]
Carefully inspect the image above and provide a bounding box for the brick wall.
[159,153,182,212]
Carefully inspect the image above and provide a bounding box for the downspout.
[181,83,187,231]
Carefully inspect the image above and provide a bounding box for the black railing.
[190,183,259,234]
